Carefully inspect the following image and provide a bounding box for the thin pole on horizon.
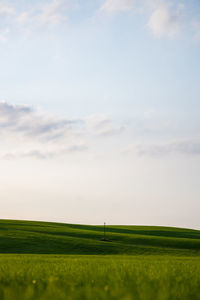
[104,222,106,240]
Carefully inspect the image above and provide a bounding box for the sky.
[0,0,200,229]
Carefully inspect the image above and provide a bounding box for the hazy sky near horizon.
[0,0,200,229]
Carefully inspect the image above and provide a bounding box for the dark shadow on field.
[67,224,200,240]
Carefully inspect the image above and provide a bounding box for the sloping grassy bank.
[0,220,199,255]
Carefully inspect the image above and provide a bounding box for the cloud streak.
[3,145,88,160]
[132,138,200,157]
[0,101,199,160]
[0,100,86,159]
[0,101,124,160]
[0,101,79,142]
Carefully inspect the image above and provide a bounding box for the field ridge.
[0,219,200,255]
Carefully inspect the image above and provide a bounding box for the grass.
[0,255,200,300]
[0,220,200,255]
[0,220,200,300]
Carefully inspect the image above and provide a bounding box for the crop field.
[0,255,200,300]
[0,220,200,300]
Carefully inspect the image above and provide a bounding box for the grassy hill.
[0,220,200,255]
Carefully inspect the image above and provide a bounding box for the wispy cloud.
[3,145,88,160]
[126,138,200,157]
[37,0,68,26]
[0,101,79,142]
[0,0,69,40]
[0,100,85,159]
[0,101,199,160]
[86,114,126,137]
[0,101,124,160]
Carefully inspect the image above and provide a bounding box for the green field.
[0,220,200,300]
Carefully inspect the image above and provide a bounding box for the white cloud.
[100,0,185,39]
[100,0,135,14]
[37,0,68,26]
[0,1,69,42]
[15,0,68,31]
[0,3,15,16]
[0,0,194,41]
[147,2,183,38]
[148,4,182,38]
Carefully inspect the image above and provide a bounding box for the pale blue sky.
[0,0,200,228]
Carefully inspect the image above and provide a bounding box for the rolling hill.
[0,220,200,255]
